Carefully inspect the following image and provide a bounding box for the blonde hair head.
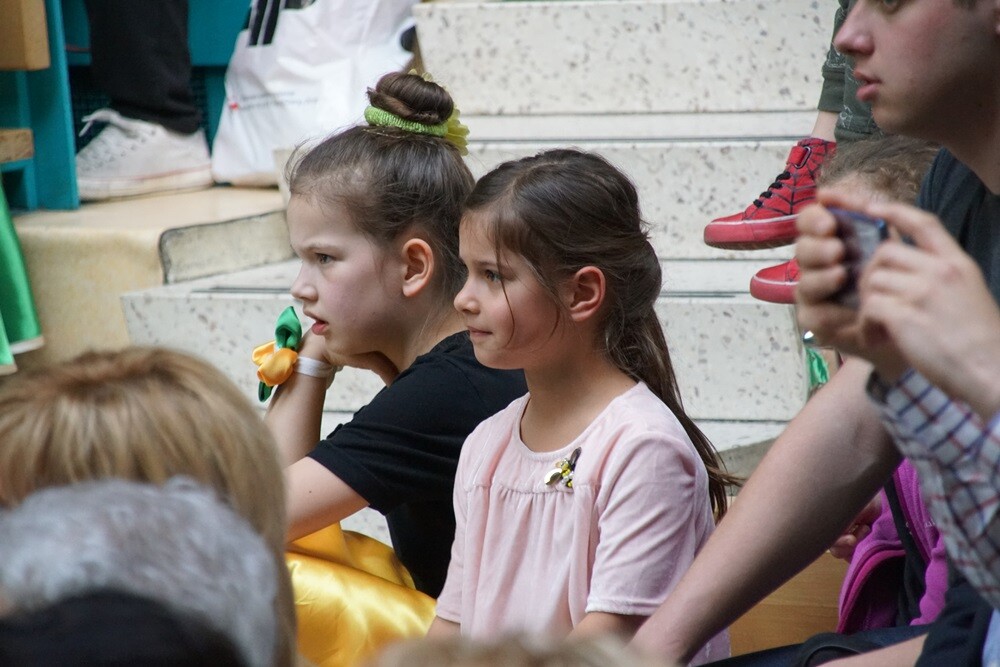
[0,347,296,666]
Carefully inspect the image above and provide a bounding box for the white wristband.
[295,357,338,387]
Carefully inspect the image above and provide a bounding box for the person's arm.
[284,458,368,541]
[265,331,399,468]
[426,617,460,638]
[265,331,398,539]
[265,332,336,468]
[873,371,1000,609]
[571,612,645,639]
[631,359,901,662]
[824,633,926,667]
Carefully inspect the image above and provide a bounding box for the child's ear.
[400,238,435,298]
[566,266,605,322]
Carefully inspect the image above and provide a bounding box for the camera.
[829,208,888,308]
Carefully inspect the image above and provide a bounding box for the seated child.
[263,71,526,664]
[429,149,736,665]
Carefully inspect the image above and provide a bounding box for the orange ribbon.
[253,341,299,388]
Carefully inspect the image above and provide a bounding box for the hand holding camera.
[829,208,889,309]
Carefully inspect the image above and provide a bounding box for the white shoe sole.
[78,165,214,202]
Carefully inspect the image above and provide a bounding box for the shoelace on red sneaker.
[751,143,811,208]
[753,170,792,207]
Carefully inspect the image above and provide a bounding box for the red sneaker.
[704,138,835,249]
[749,258,799,304]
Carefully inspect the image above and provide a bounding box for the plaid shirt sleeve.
[868,369,1000,609]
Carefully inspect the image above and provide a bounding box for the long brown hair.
[464,149,737,519]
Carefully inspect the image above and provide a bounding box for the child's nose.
[454,280,477,314]
[290,266,317,302]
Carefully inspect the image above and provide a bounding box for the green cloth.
[807,347,830,391]
[0,184,42,374]
[258,306,303,402]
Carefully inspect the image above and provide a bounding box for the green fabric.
[364,106,448,137]
[807,347,830,391]
[258,306,303,402]
[0,184,42,372]
[0,310,14,375]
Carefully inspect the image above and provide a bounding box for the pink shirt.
[436,383,729,663]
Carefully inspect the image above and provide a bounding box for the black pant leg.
[84,0,201,134]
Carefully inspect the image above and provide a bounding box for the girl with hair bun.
[429,149,734,664]
[265,72,526,663]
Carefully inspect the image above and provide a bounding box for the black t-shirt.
[308,331,526,596]
[917,148,1000,299]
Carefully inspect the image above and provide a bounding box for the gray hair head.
[0,477,277,667]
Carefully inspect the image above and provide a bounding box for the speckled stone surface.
[469,139,798,260]
[463,110,816,143]
[124,258,807,423]
[659,293,807,421]
[661,258,778,294]
[122,262,384,416]
[12,187,288,367]
[160,211,292,284]
[416,0,832,115]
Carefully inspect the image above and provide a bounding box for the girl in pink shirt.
[430,149,734,663]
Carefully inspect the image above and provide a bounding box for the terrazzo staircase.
[123,0,833,495]
[12,187,289,369]
[422,0,834,463]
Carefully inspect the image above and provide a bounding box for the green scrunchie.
[364,106,448,137]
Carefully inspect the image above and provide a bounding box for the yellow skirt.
[287,525,436,666]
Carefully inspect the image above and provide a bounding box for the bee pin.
[542,447,582,489]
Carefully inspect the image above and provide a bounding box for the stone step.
[122,259,808,424]
[467,137,805,260]
[13,187,289,367]
[276,130,810,261]
[414,0,832,116]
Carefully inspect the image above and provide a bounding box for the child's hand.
[297,330,335,363]
[298,331,400,386]
[828,496,881,562]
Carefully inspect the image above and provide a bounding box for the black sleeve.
[307,355,508,514]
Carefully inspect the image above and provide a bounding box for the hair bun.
[367,72,454,126]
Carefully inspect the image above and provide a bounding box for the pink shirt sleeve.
[435,459,468,623]
[586,431,711,616]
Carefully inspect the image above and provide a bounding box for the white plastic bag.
[212,0,417,186]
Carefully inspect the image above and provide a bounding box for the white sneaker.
[75,108,213,201]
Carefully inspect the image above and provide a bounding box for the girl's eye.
[317,253,333,265]
[877,0,901,11]
[484,269,502,283]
